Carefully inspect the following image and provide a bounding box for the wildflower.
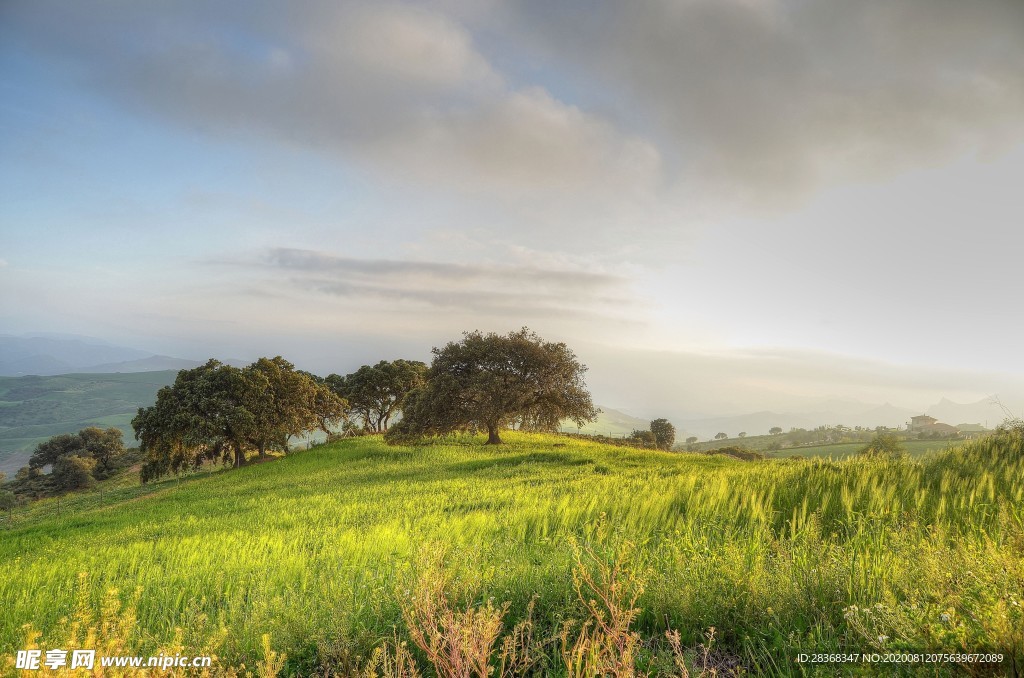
[877,635,888,644]
[940,613,951,623]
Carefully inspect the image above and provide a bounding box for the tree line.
[5,329,684,497]
[135,328,603,479]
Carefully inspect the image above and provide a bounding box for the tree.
[387,328,597,445]
[77,427,125,474]
[769,427,783,436]
[302,373,350,437]
[649,419,676,450]
[241,357,346,458]
[685,436,698,445]
[134,358,347,481]
[28,427,125,481]
[51,455,97,491]
[738,431,747,438]
[0,488,15,519]
[860,433,905,459]
[328,359,426,433]
[29,434,80,469]
[630,429,656,446]
[714,432,728,441]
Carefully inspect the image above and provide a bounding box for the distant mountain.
[926,397,1006,429]
[0,335,152,376]
[679,410,820,440]
[850,402,919,428]
[0,334,248,376]
[561,406,651,437]
[79,355,205,373]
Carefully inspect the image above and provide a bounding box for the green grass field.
[2,432,1022,676]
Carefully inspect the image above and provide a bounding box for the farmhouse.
[908,414,959,436]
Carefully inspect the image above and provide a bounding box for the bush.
[860,433,905,459]
[702,446,764,462]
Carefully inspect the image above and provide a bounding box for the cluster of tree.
[133,357,348,482]
[385,328,597,445]
[692,425,907,451]
[778,425,898,447]
[4,426,131,499]
[630,418,676,451]
[324,360,427,433]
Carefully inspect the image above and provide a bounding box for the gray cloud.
[495,0,1024,208]
[2,1,660,204]
[9,0,1019,226]
[256,247,636,319]
[266,247,623,290]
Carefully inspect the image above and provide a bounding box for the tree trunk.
[258,442,267,459]
[234,445,245,468]
[486,423,502,445]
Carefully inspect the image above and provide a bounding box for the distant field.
[771,439,961,459]
[0,371,177,474]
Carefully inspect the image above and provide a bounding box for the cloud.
[580,343,1024,419]
[12,0,1017,231]
[266,247,623,289]
[3,1,660,206]
[496,0,1024,209]
[258,247,634,318]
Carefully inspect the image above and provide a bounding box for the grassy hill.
[0,370,178,474]
[559,405,650,437]
[1,432,1022,675]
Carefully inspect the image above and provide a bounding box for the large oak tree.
[134,358,347,482]
[387,328,597,444]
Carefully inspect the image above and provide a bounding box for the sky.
[2,0,1023,419]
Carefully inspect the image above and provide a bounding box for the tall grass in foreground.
[1,431,1023,675]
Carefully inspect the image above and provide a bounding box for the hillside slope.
[1,432,1022,675]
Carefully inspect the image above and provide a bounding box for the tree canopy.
[649,418,676,450]
[860,432,906,459]
[326,359,427,433]
[29,426,125,476]
[133,357,347,482]
[386,328,597,445]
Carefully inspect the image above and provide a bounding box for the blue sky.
[2,0,1023,417]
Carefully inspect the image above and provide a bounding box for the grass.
[1,431,1022,676]
[771,439,961,460]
